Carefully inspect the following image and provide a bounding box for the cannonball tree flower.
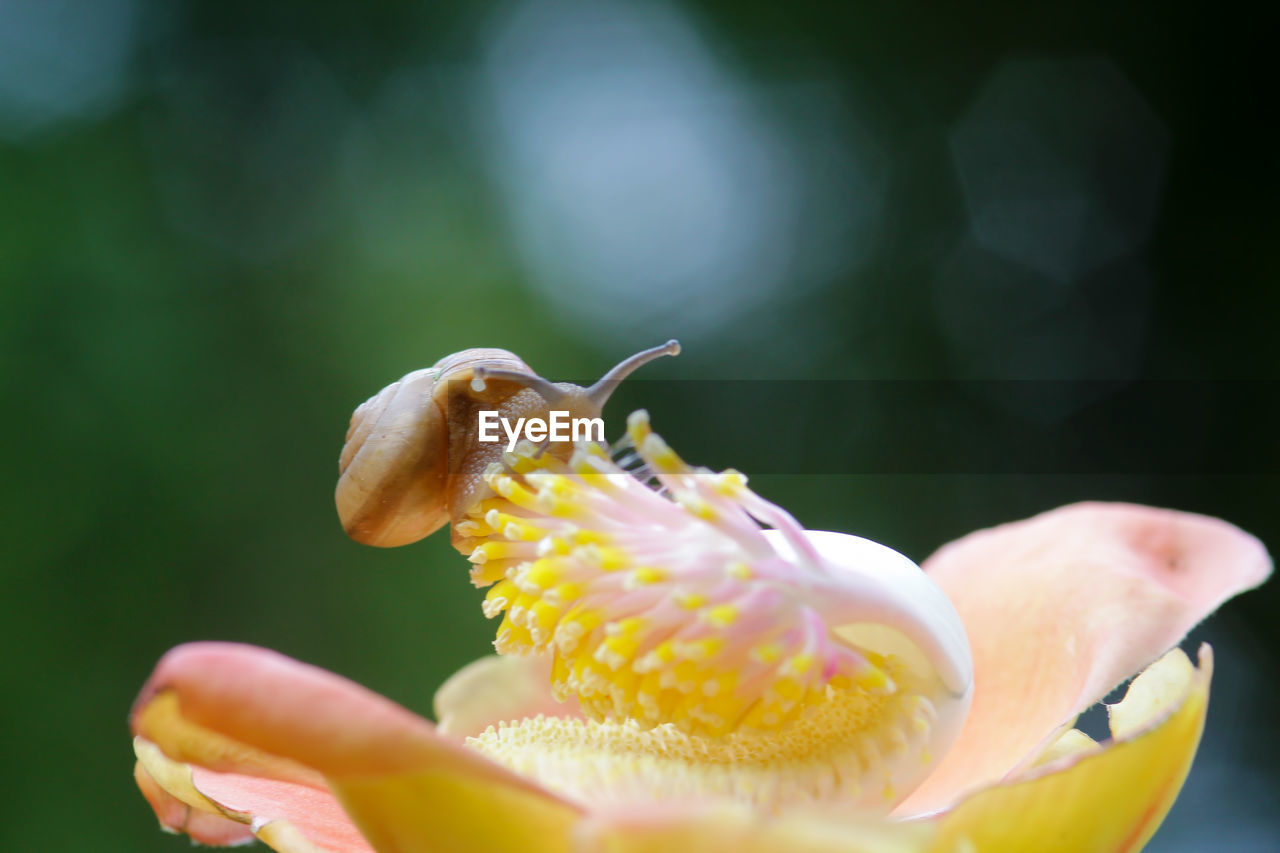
[130,412,1271,852]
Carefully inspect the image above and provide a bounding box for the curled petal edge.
[131,642,583,853]
[133,754,257,847]
[929,644,1213,853]
[902,502,1268,813]
[134,737,362,852]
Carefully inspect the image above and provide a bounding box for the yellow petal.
[1029,728,1099,768]
[132,642,583,852]
[434,653,583,739]
[335,768,580,853]
[574,802,951,853]
[929,645,1212,853]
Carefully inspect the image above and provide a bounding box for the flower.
[130,413,1271,852]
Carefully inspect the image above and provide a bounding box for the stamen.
[457,410,972,749]
[468,669,939,812]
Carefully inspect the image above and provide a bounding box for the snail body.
[336,341,680,548]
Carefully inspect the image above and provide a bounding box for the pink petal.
[134,759,257,847]
[135,738,371,852]
[898,502,1270,814]
[133,642,523,782]
[131,642,583,852]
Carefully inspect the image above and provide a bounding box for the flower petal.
[929,646,1212,853]
[134,757,258,847]
[573,802,947,853]
[135,737,369,852]
[132,642,583,852]
[434,654,583,739]
[900,502,1269,813]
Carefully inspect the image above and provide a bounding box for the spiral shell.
[336,342,680,548]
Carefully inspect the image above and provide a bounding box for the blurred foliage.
[1,1,1276,850]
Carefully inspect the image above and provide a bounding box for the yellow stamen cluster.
[455,412,894,738]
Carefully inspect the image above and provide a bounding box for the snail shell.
[336,342,680,548]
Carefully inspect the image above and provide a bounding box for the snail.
[336,340,681,548]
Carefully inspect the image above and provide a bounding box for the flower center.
[457,412,898,737]
[452,411,972,810]
[467,665,937,811]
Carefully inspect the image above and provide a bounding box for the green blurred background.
[2,1,1276,850]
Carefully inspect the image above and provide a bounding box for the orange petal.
[928,646,1213,852]
[132,642,583,852]
[900,502,1269,814]
[434,654,584,739]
